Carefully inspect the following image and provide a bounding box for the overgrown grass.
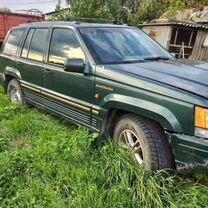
[0,87,208,207]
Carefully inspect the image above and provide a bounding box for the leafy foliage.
[187,0,208,8]
[65,0,138,23]
[128,0,168,26]
[51,0,207,25]
[49,0,71,21]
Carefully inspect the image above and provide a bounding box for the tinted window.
[48,28,85,65]
[3,29,24,55]
[28,29,48,62]
[21,29,34,58]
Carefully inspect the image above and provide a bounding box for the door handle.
[44,69,53,74]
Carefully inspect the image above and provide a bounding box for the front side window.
[3,29,25,55]
[79,27,172,65]
[48,28,85,65]
[28,29,48,62]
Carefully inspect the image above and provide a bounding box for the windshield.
[79,27,173,65]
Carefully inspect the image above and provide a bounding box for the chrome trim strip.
[96,84,113,91]
[92,109,99,115]
[41,91,91,112]
[21,80,41,90]
[21,83,40,93]
[20,80,99,115]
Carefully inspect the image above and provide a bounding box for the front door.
[42,28,95,128]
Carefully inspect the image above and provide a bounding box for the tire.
[113,114,176,171]
[7,79,25,105]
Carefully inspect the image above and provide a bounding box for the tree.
[65,0,140,23]
[186,0,208,7]
[162,0,208,20]
[0,7,11,13]
[65,0,172,25]
[50,0,70,20]
[163,0,185,19]
[55,0,62,11]
[128,0,168,25]
[53,0,208,25]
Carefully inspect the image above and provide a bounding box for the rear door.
[0,28,25,85]
[16,28,49,103]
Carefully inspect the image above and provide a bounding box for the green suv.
[0,21,208,171]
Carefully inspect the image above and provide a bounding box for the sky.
[0,0,67,13]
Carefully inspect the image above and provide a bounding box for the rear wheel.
[113,114,176,171]
[7,79,25,105]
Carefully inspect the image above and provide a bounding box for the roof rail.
[65,17,123,25]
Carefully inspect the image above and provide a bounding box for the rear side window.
[3,29,24,55]
[48,28,85,65]
[28,29,48,62]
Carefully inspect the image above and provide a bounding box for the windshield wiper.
[144,56,170,61]
[122,59,145,63]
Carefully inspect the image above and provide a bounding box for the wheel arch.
[97,95,183,144]
[4,67,22,92]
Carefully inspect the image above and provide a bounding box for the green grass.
[0,87,208,208]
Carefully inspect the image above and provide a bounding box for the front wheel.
[113,114,176,171]
[7,79,25,105]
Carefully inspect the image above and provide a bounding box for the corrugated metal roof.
[197,15,208,24]
[140,19,208,30]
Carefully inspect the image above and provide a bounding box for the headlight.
[195,106,208,138]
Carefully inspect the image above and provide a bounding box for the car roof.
[17,21,133,29]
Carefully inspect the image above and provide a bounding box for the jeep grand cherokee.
[0,21,208,171]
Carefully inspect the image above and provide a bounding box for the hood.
[105,59,208,99]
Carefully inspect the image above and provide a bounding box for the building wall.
[142,25,172,49]
[190,30,208,62]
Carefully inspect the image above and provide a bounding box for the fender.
[100,94,183,132]
[4,67,22,80]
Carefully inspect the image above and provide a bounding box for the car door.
[42,27,95,128]
[0,28,25,85]
[16,28,49,103]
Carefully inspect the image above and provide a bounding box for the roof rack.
[65,17,123,25]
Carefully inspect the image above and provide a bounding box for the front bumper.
[168,133,208,172]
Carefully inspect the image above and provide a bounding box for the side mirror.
[64,58,85,73]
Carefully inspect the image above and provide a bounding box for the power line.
[5,0,57,5]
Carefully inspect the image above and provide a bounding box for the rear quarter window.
[3,29,25,55]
